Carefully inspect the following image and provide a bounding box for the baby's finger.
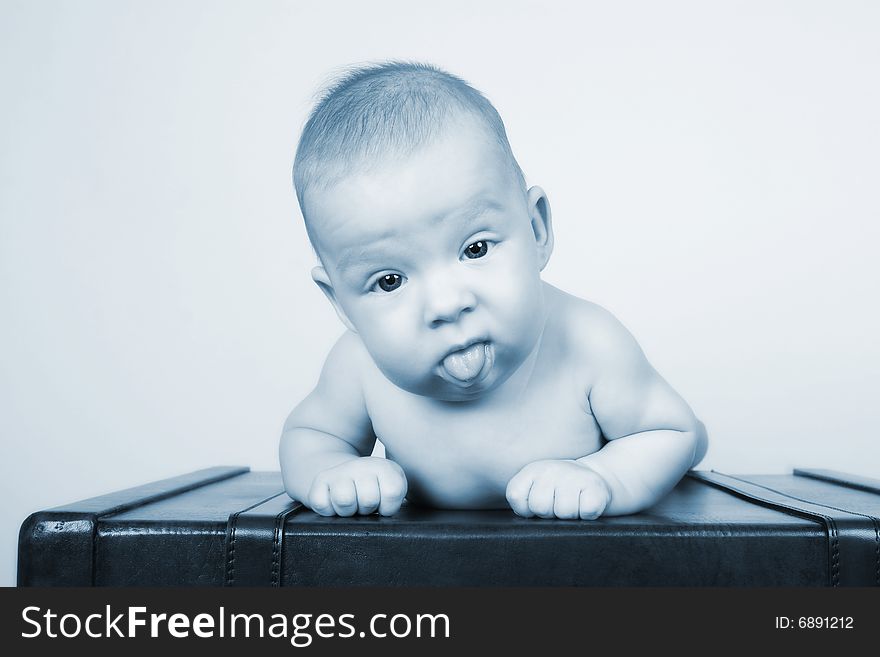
[527,480,556,519]
[578,488,606,520]
[505,474,534,517]
[329,478,358,517]
[553,485,580,519]
[307,479,335,517]
[354,475,381,515]
[377,472,407,516]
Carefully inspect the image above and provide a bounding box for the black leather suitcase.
[18,466,880,587]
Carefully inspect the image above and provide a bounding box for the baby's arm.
[507,307,707,519]
[280,331,407,516]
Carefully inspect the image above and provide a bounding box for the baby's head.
[294,62,554,401]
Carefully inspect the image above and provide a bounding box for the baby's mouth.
[439,342,493,386]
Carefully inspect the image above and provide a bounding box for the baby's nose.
[423,276,476,328]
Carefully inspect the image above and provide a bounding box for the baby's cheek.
[490,270,542,328]
[367,341,436,392]
[358,309,415,354]
[496,247,542,297]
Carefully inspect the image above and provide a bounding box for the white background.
[1,0,878,587]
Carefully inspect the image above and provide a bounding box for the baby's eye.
[372,273,404,293]
[463,241,489,259]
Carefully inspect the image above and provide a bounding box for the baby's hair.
[293,61,525,220]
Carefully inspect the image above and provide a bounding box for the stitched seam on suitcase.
[225,517,239,586]
[694,473,841,586]
[794,469,880,496]
[719,474,844,586]
[874,518,880,586]
[724,474,880,521]
[762,479,880,585]
[271,510,284,587]
[722,473,880,586]
[828,519,840,587]
[225,493,286,586]
[90,520,98,587]
[91,467,250,520]
[731,481,880,585]
[92,469,249,586]
[702,473,841,522]
[270,506,301,587]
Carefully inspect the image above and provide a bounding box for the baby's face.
[305,117,552,401]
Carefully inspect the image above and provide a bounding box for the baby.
[280,62,707,520]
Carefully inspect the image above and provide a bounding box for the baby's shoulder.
[320,329,375,384]
[547,286,644,369]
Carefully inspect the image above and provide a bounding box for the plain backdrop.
[1,0,878,587]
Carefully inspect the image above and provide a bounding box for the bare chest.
[363,370,603,508]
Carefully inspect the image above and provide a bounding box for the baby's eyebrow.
[334,245,389,275]
[333,196,504,274]
[444,196,502,225]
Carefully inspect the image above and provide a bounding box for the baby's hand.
[307,456,408,517]
[506,459,611,520]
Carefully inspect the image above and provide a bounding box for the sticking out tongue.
[441,343,486,382]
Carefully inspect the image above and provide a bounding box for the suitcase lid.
[19,467,880,587]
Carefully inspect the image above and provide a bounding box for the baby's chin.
[412,377,503,403]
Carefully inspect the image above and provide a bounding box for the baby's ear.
[527,186,554,270]
[311,266,357,333]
